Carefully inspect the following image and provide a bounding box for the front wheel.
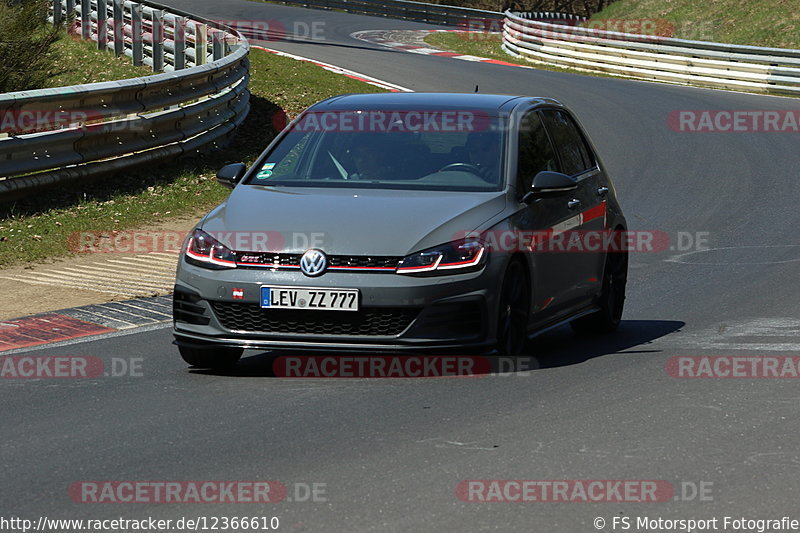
[179,345,243,369]
[496,259,531,355]
[571,250,627,334]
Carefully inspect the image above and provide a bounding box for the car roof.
[309,92,563,115]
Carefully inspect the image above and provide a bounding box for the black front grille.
[235,252,301,266]
[328,256,400,269]
[173,289,210,325]
[210,302,419,336]
[233,251,401,271]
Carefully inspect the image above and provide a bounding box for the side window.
[516,110,557,193]
[540,109,595,177]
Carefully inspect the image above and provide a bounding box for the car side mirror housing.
[216,163,247,189]
[523,171,579,203]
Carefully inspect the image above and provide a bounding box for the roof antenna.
[474,85,479,93]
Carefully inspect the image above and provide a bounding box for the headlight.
[184,229,237,269]
[396,240,485,276]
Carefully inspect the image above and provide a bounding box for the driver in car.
[465,132,499,183]
[349,140,393,180]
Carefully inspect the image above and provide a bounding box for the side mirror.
[216,163,247,189]
[523,171,578,203]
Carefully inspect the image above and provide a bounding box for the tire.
[179,345,243,369]
[571,249,627,335]
[496,259,531,356]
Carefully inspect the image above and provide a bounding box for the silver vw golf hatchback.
[173,93,627,368]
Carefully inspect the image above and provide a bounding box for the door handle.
[597,186,609,197]
[567,199,582,209]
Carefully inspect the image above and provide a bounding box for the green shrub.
[0,0,62,93]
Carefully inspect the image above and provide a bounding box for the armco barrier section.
[0,0,250,196]
[502,10,800,96]
[268,0,503,26]
[4,0,797,198]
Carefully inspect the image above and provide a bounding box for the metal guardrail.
[502,11,800,96]
[3,0,794,199]
[265,0,799,95]
[268,0,503,26]
[0,0,250,197]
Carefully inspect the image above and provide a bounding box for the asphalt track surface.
[3,2,800,531]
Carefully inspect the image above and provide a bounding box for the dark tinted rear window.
[540,109,595,176]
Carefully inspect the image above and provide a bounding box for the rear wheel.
[496,259,531,355]
[179,345,243,369]
[571,249,627,334]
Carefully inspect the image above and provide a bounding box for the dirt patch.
[0,215,201,320]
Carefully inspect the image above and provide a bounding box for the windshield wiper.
[328,151,349,180]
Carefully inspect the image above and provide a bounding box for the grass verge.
[426,0,800,69]
[591,0,800,49]
[423,32,604,77]
[46,31,153,87]
[0,44,385,267]
[425,4,800,95]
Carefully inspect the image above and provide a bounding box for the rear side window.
[516,111,557,193]
[540,109,595,176]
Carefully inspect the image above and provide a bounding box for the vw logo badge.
[300,249,328,277]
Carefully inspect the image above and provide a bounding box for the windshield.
[247,110,505,192]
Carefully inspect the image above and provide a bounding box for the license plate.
[261,286,359,311]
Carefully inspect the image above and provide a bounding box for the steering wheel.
[438,163,483,176]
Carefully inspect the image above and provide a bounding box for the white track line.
[0,276,146,297]
[16,269,169,289]
[64,264,176,282]
[39,269,173,290]
[253,46,412,92]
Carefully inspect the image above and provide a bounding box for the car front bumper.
[172,255,507,353]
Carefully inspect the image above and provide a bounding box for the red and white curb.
[0,296,172,353]
[351,29,532,69]
[253,46,412,92]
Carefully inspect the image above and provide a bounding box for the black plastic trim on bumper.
[172,330,496,354]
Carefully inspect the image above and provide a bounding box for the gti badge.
[300,249,328,277]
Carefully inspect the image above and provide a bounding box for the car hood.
[201,185,507,255]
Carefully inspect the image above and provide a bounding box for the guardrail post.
[53,0,63,25]
[112,0,123,56]
[212,29,224,61]
[3,0,253,195]
[173,16,186,70]
[223,30,235,57]
[80,0,91,39]
[131,2,143,66]
[152,9,165,71]
[195,23,208,65]
[97,0,108,50]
